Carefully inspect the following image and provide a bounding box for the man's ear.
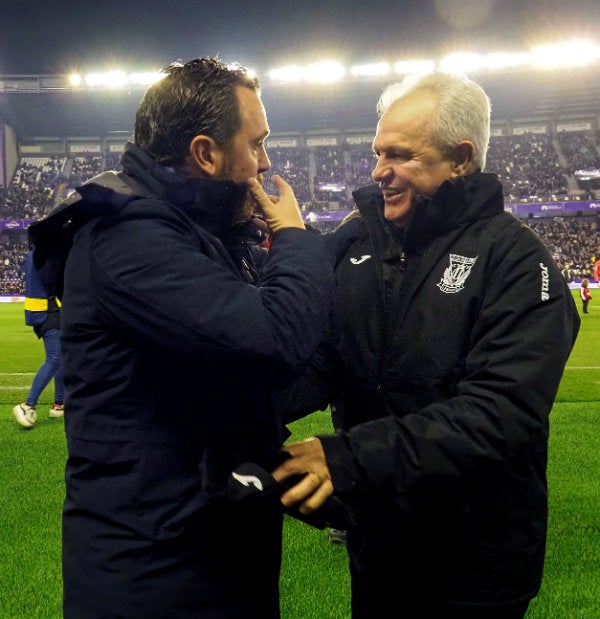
[452,141,476,176]
[189,134,223,177]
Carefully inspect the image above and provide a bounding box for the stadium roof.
[1,66,599,141]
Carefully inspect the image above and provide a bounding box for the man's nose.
[259,150,271,174]
[371,159,389,183]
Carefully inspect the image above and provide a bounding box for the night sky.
[1,0,599,75]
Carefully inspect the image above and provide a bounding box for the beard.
[231,192,257,226]
[227,163,264,226]
[220,150,248,225]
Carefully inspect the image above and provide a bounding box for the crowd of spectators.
[556,131,600,176]
[1,134,600,293]
[1,155,65,219]
[527,216,600,282]
[68,155,104,189]
[0,234,28,295]
[3,132,600,221]
[262,147,312,206]
[104,152,123,171]
[1,215,597,295]
[486,134,569,201]
[267,130,600,211]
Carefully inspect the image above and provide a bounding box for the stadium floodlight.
[84,70,128,88]
[483,51,530,70]
[303,61,346,83]
[530,40,600,68]
[226,62,257,80]
[350,62,391,78]
[393,59,436,75]
[128,72,164,86]
[268,65,303,83]
[3,35,600,95]
[439,52,485,74]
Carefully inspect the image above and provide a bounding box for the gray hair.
[377,71,491,170]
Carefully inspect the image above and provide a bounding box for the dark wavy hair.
[134,57,260,167]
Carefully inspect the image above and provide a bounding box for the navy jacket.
[284,173,580,612]
[23,248,61,337]
[29,143,336,619]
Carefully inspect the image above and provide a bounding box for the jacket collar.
[352,172,505,251]
[121,143,248,240]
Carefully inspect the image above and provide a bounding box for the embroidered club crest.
[437,253,478,294]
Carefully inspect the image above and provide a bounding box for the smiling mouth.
[382,190,406,202]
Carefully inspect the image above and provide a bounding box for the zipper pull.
[399,251,406,272]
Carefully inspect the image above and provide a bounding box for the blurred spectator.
[0,234,28,294]
[579,278,592,313]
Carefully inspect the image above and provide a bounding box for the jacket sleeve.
[274,336,342,423]
[273,216,366,421]
[87,217,336,375]
[320,224,580,504]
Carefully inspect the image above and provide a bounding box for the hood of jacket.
[118,143,248,238]
[28,142,248,297]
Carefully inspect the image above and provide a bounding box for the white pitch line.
[0,368,597,373]
[0,372,35,376]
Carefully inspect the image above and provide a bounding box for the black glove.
[227,460,355,531]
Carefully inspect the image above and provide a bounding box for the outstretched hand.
[247,175,305,233]
[271,437,334,515]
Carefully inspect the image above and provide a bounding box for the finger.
[271,451,318,483]
[270,174,283,188]
[297,479,335,514]
[271,455,301,483]
[270,174,296,197]
[279,472,329,507]
[246,177,274,208]
[281,476,334,512]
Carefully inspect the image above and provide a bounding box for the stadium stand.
[1,70,600,294]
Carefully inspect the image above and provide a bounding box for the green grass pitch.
[0,294,598,618]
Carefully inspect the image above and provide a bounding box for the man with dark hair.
[271,71,580,618]
[28,57,337,619]
[133,58,258,167]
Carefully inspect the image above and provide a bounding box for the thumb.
[246,177,277,210]
[247,175,304,232]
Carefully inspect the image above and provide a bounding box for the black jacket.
[285,172,580,611]
[29,143,337,619]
